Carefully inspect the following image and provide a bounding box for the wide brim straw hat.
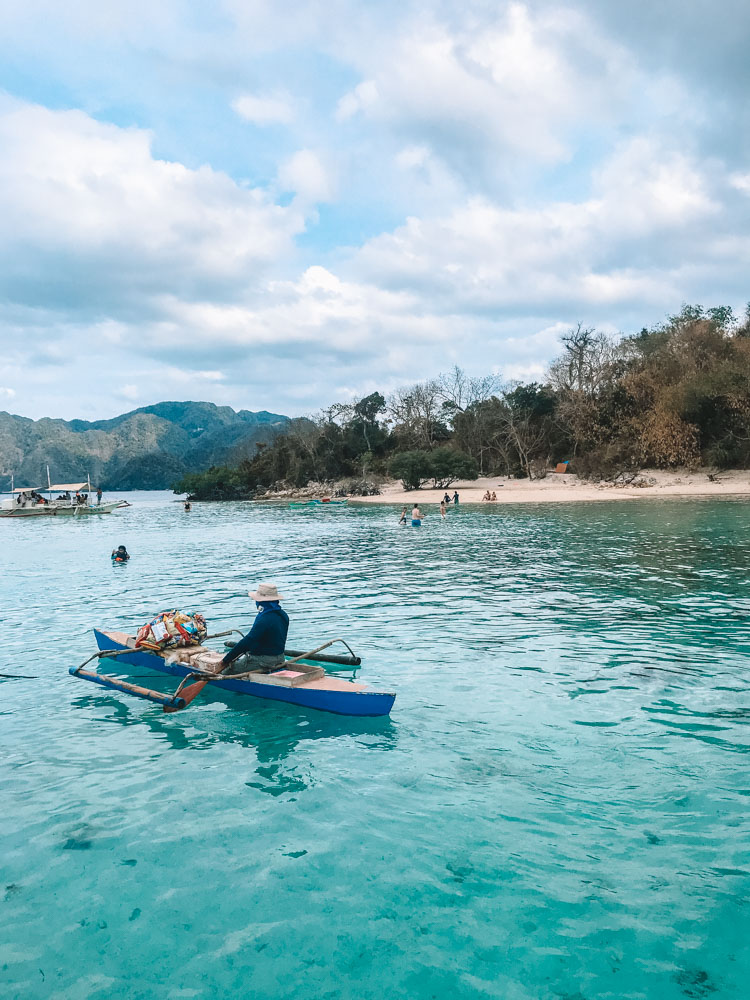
[249,582,284,602]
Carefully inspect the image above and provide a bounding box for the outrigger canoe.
[289,499,348,509]
[69,629,395,717]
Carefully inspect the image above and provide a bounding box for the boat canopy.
[48,482,87,491]
[12,486,40,493]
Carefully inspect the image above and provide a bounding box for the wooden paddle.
[162,657,233,713]
[162,639,339,714]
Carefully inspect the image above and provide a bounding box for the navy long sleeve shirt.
[223,606,289,665]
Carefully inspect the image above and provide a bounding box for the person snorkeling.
[111,545,130,563]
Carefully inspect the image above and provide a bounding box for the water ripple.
[1,492,749,999]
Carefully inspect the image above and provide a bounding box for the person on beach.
[491,491,497,501]
[399,506,408,524]
[112,545,129,562]
[411,504,423,526]
[453,490,459,505]
[482,490,491,501]
[219,582,289,675]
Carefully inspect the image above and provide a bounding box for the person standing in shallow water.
[399,506,408,524]
[411,504,423,526]
[440,501,447,519]
[453,490,459,504]
[219,582,289,675]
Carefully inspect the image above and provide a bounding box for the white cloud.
[334,4,636,175]
[396,145,430,170]
[0,98,304,314]
[232,92,294,125]
[730,172,750,195]
[352,136,731,318]
[277,149,335,204]
[0,386,16,399]
[592,137,718,231]
[335,80,379,121]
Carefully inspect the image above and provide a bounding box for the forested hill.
[0,401,289,490]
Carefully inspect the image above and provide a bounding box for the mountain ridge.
[0,400,289,490]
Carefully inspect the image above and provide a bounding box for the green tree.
[390,450,433,490]
[428,447,478,488]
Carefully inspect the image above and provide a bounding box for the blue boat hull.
[92,630,395,717]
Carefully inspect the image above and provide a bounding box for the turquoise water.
[1,493,749,999]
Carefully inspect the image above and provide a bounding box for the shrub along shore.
[174,303,750,502]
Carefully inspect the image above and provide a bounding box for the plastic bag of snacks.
[135,610,208,651]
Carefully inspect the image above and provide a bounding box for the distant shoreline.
[345,469,750,506]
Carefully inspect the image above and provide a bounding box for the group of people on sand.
[482,490,498,502]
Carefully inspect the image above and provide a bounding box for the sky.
[1,0,749,420]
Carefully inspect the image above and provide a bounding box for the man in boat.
[219,582,289,675]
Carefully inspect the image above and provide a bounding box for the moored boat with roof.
[0,474,129,517]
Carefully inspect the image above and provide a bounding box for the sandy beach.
[349,469,750,505]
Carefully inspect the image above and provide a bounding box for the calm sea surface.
[1,492,749,999]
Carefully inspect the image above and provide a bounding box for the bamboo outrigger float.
[70,629,395,717]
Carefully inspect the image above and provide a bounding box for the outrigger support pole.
[68,637,234,710]
[68,667,186,709]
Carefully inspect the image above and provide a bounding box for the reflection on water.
[1,492,749,999]
[71,690,397,790]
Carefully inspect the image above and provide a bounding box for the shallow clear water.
[1,493,749,999]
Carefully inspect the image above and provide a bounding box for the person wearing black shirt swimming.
[111,545,129,562]
[220,582,289,674]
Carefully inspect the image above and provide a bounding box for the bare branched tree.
[388,380,446,449]
[438,365,502,413]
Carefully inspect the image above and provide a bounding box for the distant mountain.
[0,401,290,490]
